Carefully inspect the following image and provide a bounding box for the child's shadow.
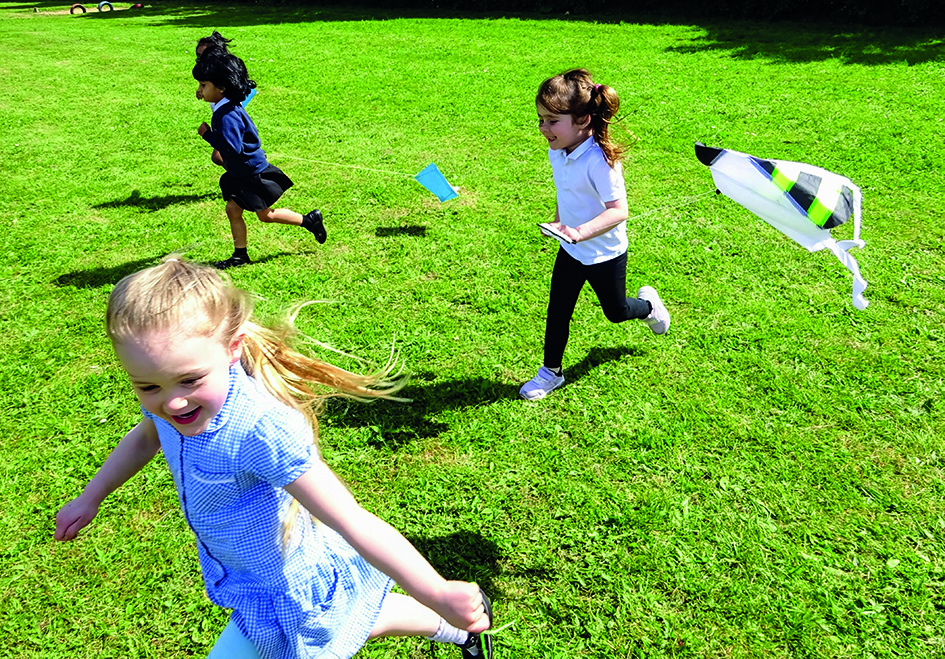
[93,189,216,213]
[375,225,427,238]
[329,345,638,445]
[564,345,642,384]
[407,531,505,595]
[55,256,164,289]
[247,250,317,266]
[327,376,520,445]
[54,250,318,289]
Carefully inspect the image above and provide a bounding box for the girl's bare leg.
[256,207,302,226]
[255,206,326,244]
[226,199,248,248]
[368,592,441,639]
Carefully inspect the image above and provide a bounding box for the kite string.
[269,155,715,216]
[268,153,415,178]
[627,190,716,222]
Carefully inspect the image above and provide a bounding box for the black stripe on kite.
[823,185,855,229]
[755,159,776,176]
[787,171,821,214]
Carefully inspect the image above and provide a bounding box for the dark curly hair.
[192,50,256,104]
[195,30,232,57]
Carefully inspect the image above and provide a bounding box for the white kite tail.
[825,238,868,309]
[829,180,868,309]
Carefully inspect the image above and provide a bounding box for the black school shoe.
[213,254,251,270]
[430,588,494,659]
[457,589,493,658]
[302,209,327,244]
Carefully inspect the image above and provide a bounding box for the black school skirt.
[220,164,294,212]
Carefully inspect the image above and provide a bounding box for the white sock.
[425,617,469,645]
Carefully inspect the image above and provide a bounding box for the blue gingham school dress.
[142,362,393,658]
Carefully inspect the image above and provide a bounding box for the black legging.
[543,248,651,368]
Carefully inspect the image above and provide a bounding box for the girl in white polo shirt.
[520,69,671,401]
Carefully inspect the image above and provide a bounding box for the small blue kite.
[414,163,458,202]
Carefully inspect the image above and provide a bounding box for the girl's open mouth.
[172,408,201,425]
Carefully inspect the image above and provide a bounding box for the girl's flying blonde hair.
[106,258,405,544]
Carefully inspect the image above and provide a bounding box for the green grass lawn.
[0,2,943,657]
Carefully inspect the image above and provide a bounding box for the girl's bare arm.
[285,461,489,633]
[54,418,161,541]
[556,197,628,243]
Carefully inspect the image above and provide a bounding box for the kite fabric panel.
[696,143,868,310]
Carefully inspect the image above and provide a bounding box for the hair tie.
[594,84,602,92]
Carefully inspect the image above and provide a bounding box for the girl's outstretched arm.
[285,461,490,633]
[54,418,161,541]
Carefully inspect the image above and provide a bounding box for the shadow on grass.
[375,225,427,238]
[49,0,941,65]
[53,250,310,288]
[55,256,163,288]
[5,0,123,8]
[668,23,944,65]
[327,345,638,443]
[566,345,641,382]
[243,250,317,266]
[93,189,216,213]
[408,531,502,587]
[327,376,521,445]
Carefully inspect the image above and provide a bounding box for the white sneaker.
[519,366,565,400]
[638,286,670,335]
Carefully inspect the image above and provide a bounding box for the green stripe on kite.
[807,198,833,226]
[771,166,795,193]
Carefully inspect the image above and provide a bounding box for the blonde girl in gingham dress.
[55,259,493,659]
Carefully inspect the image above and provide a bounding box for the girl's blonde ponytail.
[107,258,408,549]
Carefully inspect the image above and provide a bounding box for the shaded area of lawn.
[669,24,944,65]
[22,0,942,65]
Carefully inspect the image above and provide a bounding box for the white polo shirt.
[549,137,628,265]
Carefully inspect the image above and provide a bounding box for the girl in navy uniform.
[194,52,326,269]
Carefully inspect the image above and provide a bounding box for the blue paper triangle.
[414,163,458,202]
